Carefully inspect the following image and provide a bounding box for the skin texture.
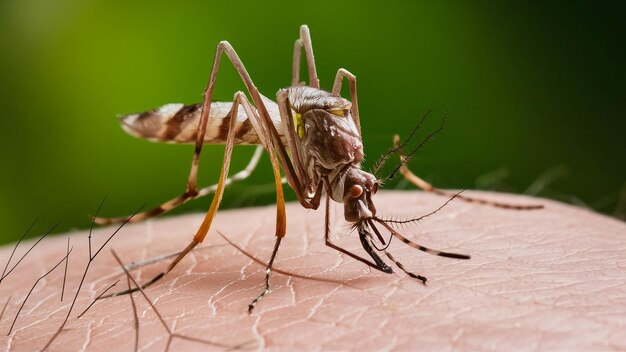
[0,190,625,351]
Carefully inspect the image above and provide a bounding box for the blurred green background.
[1,1,624,245]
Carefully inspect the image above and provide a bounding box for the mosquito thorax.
[286,86,368,200]
[286,86,351,115]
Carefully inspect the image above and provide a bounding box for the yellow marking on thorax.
[328,109,346,117]
[294,113,305,139]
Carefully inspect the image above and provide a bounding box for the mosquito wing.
[118,95,286,145]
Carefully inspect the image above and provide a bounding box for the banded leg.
[110,25,316,219]
[94,145,265,225]
[292,24,320,88]
[108,91,248,296]
[393,135,544,210]
[275,89,308,199]
[332,68,361,134]
[359,229,427,284]
[383,251,427,284]
[372,218,471,260]
[322,185,393,274]
[237,96,287,313]
[201,41,311,209]
[275,89,324,209]
[110,42,293,312]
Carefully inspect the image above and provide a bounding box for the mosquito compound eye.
[349,185,364,198]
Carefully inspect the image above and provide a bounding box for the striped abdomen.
[119,96,285,145]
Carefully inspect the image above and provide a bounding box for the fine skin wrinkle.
[0,191,625,351]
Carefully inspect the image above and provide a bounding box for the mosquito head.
[337,167,379,222]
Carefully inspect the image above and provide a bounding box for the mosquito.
[96,25,542,312]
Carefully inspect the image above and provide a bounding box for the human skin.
[0,191,625,351]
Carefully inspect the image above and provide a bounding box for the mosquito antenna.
[382,110,447,183]
[376,190,463,227]
[371,110,431,176]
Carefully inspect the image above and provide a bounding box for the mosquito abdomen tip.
[118,113,143,138]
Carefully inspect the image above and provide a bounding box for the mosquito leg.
[291,24,320,88]
[109,40,306,298]
[393,135,544,210]
[247,236,282,313]
[109,91,263,296]
[101,36,316,225]
[374,218,471,260]
[236,96,287,313]
[276,89,307,189]
[94,145,264,225]
[292,37,303,86]
[111,92,288,300]
[359,229,426,283]
[383,250,427,284]
[332,68,361,134]
[275,88,325,210]
[322,192,392,274]
[202,40,314,208]
[100,31,314,225]
[205,41,308,207]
